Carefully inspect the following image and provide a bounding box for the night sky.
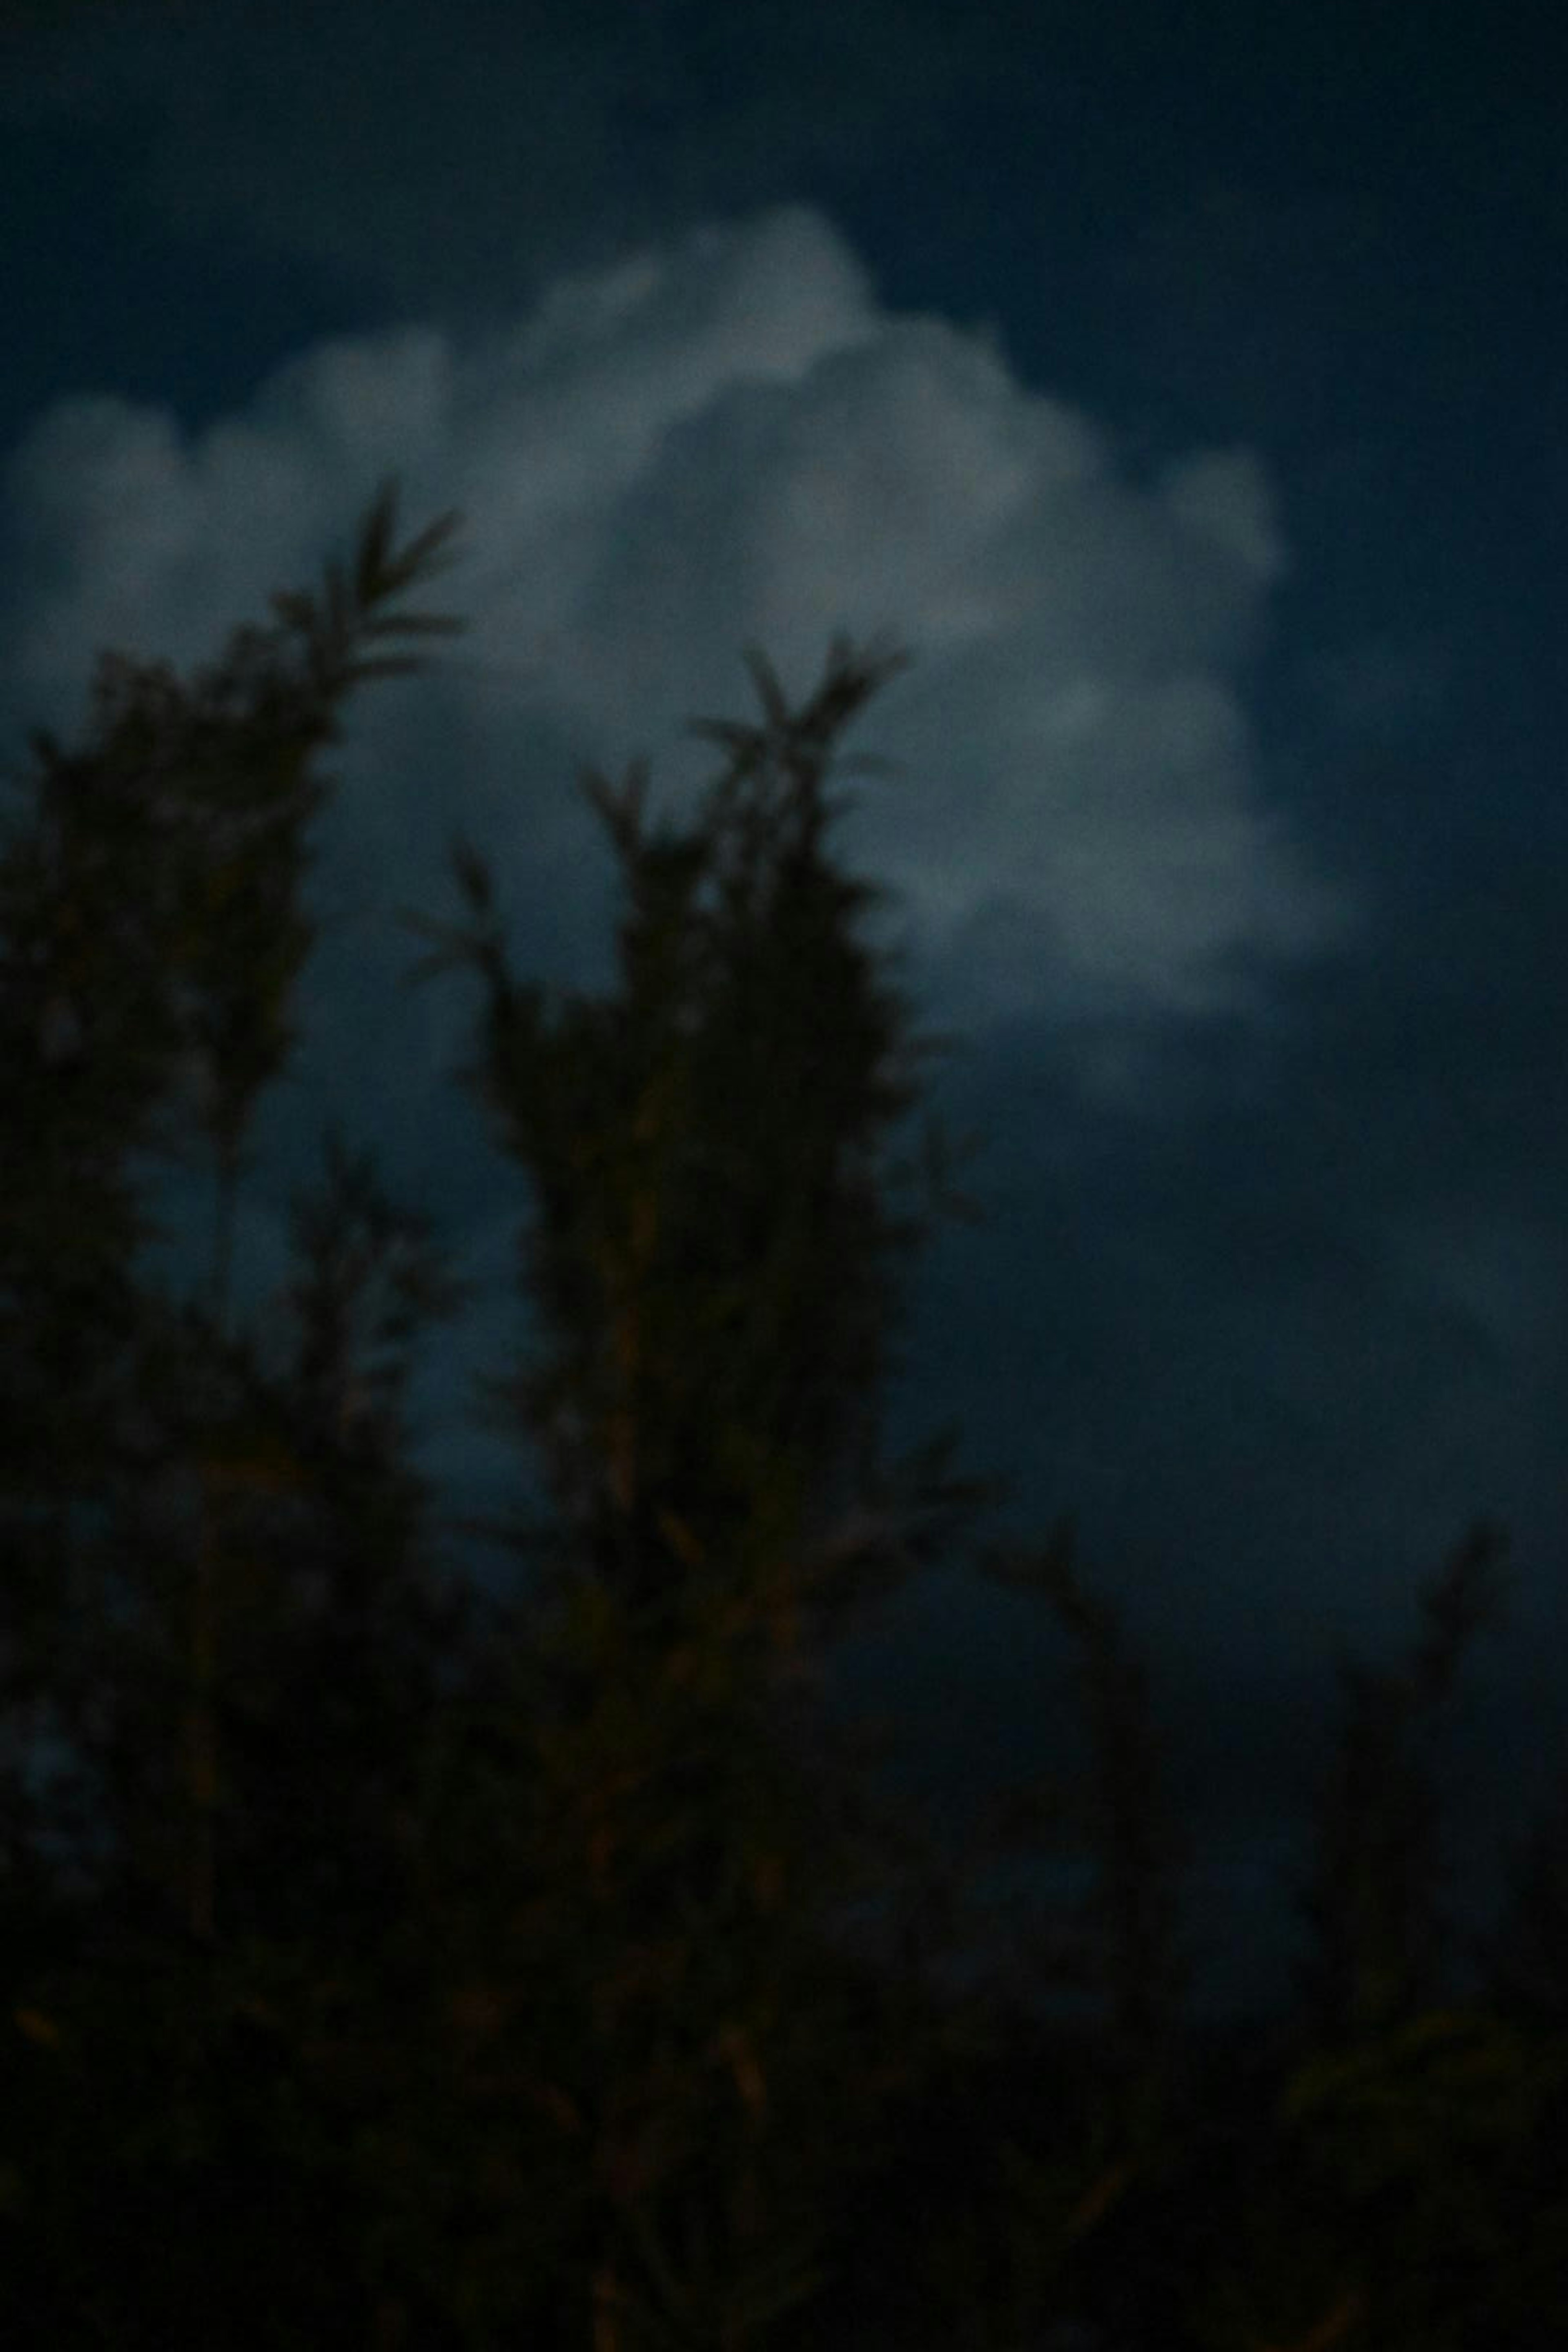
[2,0,1564,2018]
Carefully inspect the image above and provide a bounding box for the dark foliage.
[0,491,1564,2349]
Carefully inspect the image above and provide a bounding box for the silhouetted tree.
[1294,1519,1507,2041]
[379,633,1069,2344]
[0,523,1055,2347]
[396,635,997,1634]
[3,479,1557,2352]
[1480,1749,1568,2029]
[0,483,492,2340]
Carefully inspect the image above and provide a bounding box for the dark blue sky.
[2,0,1564,2016]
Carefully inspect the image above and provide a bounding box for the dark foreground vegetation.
[1,488,1564,2348]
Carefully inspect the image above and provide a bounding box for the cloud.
[1,201,1352,1075]
[0,197,1366,1630]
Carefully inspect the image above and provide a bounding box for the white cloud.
[0,202,1353,1076]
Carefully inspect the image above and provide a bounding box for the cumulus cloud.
[0,202,1352,1079]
